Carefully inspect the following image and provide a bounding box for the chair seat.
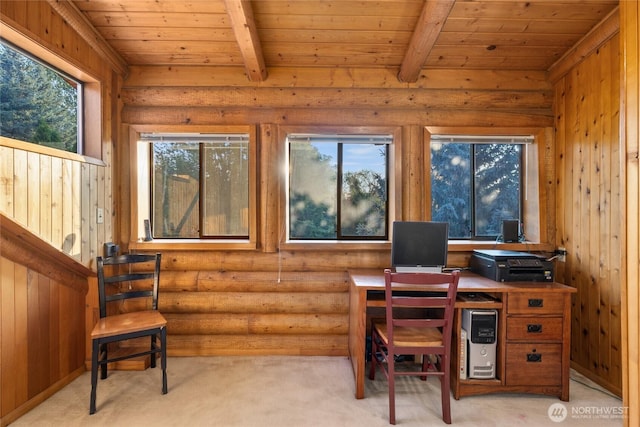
[373,322,443,348]
[91,310,167,339]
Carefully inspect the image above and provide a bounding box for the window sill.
[0,136,105,166]
[127,239,553,253]
[280,239,553,253]
[447,240,554,252]
[129,239,257,251]
[280,240,391,251]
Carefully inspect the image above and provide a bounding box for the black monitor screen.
[391,221,449,273]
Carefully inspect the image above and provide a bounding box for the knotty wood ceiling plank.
[442,17,607,34]
[82,11,229,28]
[75,0,227,14]
[45,0,128,75]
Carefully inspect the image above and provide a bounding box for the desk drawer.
[505,343,562,386]
[506,317,563,341]
[507,293,565,314]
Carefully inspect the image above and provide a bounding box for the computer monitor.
[391,221,449,273]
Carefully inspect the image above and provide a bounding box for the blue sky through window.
[313,143,385,174]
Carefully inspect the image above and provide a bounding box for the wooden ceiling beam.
[397,0,455,83]
[224,0,268,82]
[45,0,128,77]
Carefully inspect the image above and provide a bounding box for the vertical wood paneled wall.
[0,250,87,427]
[621,2,640,426]
[1,214,92,426]
[0,138,110,268]
[0,2,116,426]
[553,34,623,394]
[0,257,85,425]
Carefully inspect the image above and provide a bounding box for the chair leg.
[420,354,429,381]
[441,356,452,424]
[368,332,378,380]
[150,334,157,369]
[90,339,99,415]
[100,343,108,380]
[161,328,168,394]
[388,358,396,425]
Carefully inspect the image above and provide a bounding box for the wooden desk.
[348,269,577,400]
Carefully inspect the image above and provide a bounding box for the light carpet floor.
[11,356,624,426]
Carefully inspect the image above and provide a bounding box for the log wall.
[553,34,623,394]
[161,268,349,355]
[120,59,557,357]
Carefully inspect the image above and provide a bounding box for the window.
[288,134,390,240]
[144,133,250,239]
[430,135,530,240]
[0,39,81,153]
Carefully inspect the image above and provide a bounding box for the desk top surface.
[348,269,577,293]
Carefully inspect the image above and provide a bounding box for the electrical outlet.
[557,247,566,262]
[97,208,104,224]
[103,242,119,257]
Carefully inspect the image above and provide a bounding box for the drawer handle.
[528,298,544,307]
[527,353,542,362]
[527,324,543,333]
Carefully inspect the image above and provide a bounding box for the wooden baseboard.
[0,366,85,427]
[570,361,622,397]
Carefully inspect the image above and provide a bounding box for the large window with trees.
[431,135,530,240]
[288,134,390,240]
[0,39,81,153]
[145,133,250,239]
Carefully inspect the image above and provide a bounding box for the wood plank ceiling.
[62,0,618,82]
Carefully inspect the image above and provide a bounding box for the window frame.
[425,127,548,245]
[280,126,401,249]
[0,27,102,160]
[129,125,257,250]
[145,133,251,240]
[287,134,391,241]
[430,137,527,240]
[1,39,83,154]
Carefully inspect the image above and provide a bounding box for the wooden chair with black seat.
[89,252,168,415]
[369,268,460,424]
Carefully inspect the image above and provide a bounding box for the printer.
[469,249,554,282]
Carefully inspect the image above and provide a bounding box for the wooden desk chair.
[368,268,460,424]
[89,253,168,414]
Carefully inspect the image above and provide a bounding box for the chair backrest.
[383,268,460,351]
[96,253,162,319]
